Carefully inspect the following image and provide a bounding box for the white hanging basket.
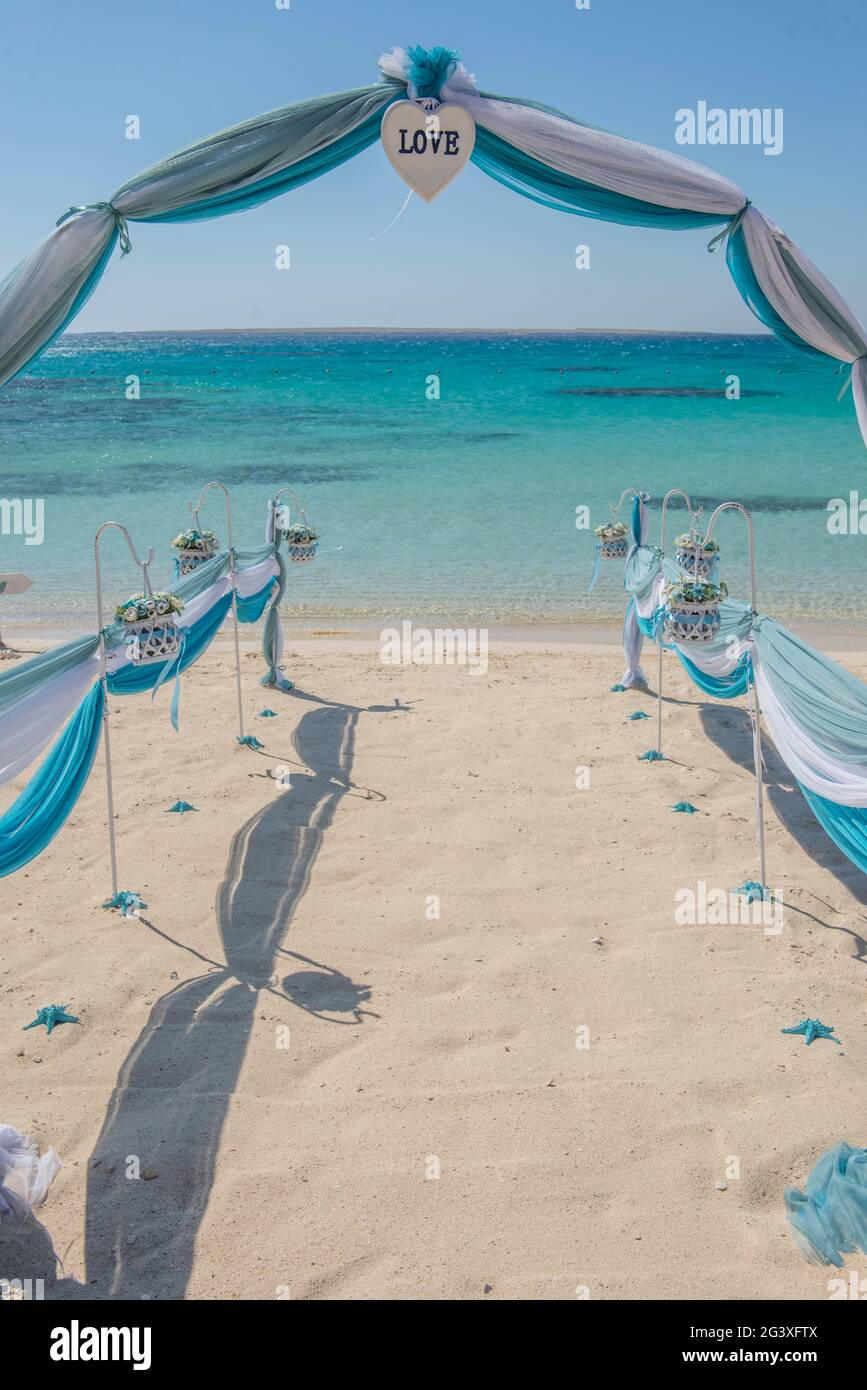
[282,524,319,564]
[123,616,182,664]
[674,541,718,578]
[600,534,629,559]
[115,592,185,665]
[172,529,218,576]
[663,598,722,644]
[176,543,217,576]
[286,541,318,564]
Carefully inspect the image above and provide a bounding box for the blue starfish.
[628,711,649,721]
[24,1005,80,1035]
[166,800,198,813]
[638,749,665,761]
[609,684,627,693]
[102,890,147,916]
[671,801,699,814]
[782,1018,841,1046]
[237,735,265,750]
[257,709,278,718]
[734,880,766,903]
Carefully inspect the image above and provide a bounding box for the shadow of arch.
[82,695,400,1300]
[698,702,867,942]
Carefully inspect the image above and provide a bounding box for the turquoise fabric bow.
[405,45,460,101]
[56,202,132,255]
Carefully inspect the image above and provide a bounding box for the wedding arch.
[0,44,864,444]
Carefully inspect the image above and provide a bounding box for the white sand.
[1,632,864,1300]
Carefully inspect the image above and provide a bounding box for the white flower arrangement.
[171,528,218,552]
[594,521,628,540]
[664,578,728,608]
[674,531,718,553]
[282,522,319,544]
[115,592,185,624]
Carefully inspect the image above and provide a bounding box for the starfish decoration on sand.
[782,1018,841,1046]
[257,709,278,718]
[734,880,766,903]
[671,801,699,814]
[237,735,265,750]
[23,1005,80,1035]
[166,800,198,813]
[102,890,147,916]
[610,683,627,693]
[628,711,649,721]
[638,749,665,761]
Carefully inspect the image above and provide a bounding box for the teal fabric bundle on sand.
[785,1144,867,1267]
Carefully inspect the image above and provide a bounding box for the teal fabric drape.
[236,579,278,624]
[676,649,752,699]
[799,785,867,873]
[0,681,104,878]
[131,107,390,224]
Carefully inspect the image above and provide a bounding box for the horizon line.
[62,326,775,338]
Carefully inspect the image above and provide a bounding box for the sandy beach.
[1,626,864,1301]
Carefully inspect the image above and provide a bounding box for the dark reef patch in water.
[553,386,780,398]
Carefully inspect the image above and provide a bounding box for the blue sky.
[1,0,864,331]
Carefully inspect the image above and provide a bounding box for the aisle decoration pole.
[702,501,767,895]
[94,521,154,904]
[189,481,244,742]
[656,489,700,756]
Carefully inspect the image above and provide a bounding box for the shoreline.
[3,614,867,658]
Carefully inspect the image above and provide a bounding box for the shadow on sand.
[48,691,409,1300]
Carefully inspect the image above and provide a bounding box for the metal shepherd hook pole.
[189,481,245,741]
[703,501,766,894]
[94,521,155,899]
[656,489,700,756]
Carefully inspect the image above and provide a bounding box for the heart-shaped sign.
[381,101,476,203]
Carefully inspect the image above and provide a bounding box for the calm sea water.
[0,330,864,624]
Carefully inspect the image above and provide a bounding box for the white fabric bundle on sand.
[0,1125,60,1223]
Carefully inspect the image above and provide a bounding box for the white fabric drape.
[754,655,867,806]
[631,594,867,807]
[0,652,101,786]
[0,208,116,386]
[463,96,746,216]
[740,208,867,363]
[620,602,647,687]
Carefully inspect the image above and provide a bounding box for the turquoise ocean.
[1,330,864,625]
